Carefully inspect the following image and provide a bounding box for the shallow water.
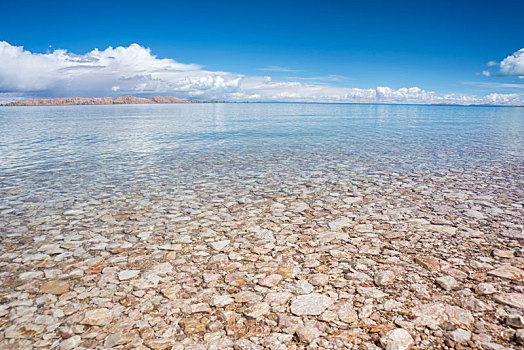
[1,103,524,349]
[0,103,523,217]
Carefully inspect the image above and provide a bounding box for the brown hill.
[0,95,224,106]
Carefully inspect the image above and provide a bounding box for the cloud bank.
[499,48,524,77]
[0,41,522,105]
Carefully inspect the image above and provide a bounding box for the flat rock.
[412,303,473,328]
[210,295,234,307]
[144,339,177,349]
[357,286,387,299]
[328,217,350,231]
[182,303,211,314]
[476,283,497,295]
[59,335,82,350]
[279,314,303,334]
[161,285,181,299]
[234,291,262,303]
[492,249,514,258]
[63,209,83,216]
[447,328,471,343]
[20,271,44,279]
[415,255,441,272]
[374,270,395,286]
[488,265,524,281]
[354,223,373,233]
[290,293,334,316]
[118,270,140,281]
[294,280,314,294]
[265,292,293,305]
[436,276,457,291]
[210,240,230,251]
[81,308,113,326]
[296,324,320,343]
[259,274,283,287]
[334,302,358,323]
[243,302,270,318]
[39,280,70,295]
[179,317,206,335]
[494,293,524,310]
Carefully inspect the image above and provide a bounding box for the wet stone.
[296,323,320,344]
[357,286,387,299]
[210,240,230,251]
[328,217,350,231]
[380,328,414,350]
[494,293,524,310]
[243,302,270,318]
[447,328,471,343]
[374,270,395,286]
[488,265,524,281]
[59,335,82,350]
[436,276,458,291]
[39,280,70,295]
[476,283,497,295]
[1,126,523,350]
[290,293,334,316]
[415,255,441,272]
[259,274,283,287]
[506,315,524,329]
[81,308,113,326]
[118,269,140,281]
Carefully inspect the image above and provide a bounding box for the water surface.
[0,103,523,215]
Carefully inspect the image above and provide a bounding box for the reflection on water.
[0,103,523,208]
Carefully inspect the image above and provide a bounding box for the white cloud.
[258,65,299,73]
[499,48,524,77]
[0,41,522,105]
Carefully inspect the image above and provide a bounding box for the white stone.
[357,286,387,299]
[380,328,414,350]
[448,328,471,343]
[328,217,350,231]
[118,270,140,281]
[436,276,457,291]
[19,271,44,280]
[81,308,113,326]
[210,295,234,307]
[59,335,82,350]
[354,224,373,233]
[290,293,333,316]
[374,270,395,286]
[243,302,270,318]
[209,240,230,251]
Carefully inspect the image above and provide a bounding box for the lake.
[0,103,523,349]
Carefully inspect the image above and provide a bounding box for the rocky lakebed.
[0,162,523,350]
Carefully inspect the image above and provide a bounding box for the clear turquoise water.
[0,103,523,211]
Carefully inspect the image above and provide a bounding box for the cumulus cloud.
[0,41,522,105]
[499,48,524,77]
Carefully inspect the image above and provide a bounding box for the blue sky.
[1,0,523,104]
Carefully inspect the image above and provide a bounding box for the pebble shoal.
[0,164,523,350]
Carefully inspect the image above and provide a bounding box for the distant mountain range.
[0,95,228,106]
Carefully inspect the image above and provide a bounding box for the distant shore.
[0,95,228,106]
